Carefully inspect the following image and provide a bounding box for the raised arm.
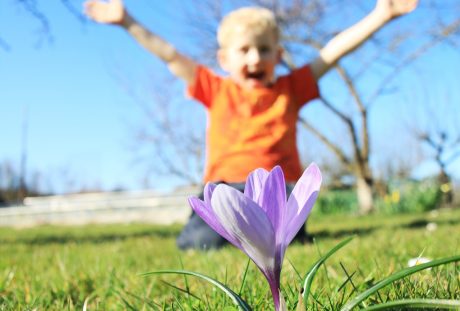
[310,0,418,81]
[84,0,197,84]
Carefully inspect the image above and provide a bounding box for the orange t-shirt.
[188,64,320,183]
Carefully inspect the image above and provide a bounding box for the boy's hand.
[84,0,125,25]
[312,0,418,80]
[375,0,418,21]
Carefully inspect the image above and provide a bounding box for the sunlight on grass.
[0,208,459,309]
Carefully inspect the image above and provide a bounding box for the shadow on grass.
[0,226,181,245]
[401,217,460,229]
[3,210,459,246]
[310,226,378,241]
[307,211,460,242]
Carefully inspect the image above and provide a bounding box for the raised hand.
[375,0,419,20]
[84,0,125,25]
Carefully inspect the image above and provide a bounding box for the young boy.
[84,0,418,250]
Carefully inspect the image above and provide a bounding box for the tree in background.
[0,0,84,51]
[174,0,460,213]
[0,160,35,204]
[103,0,460,211]
[2,1,460,210]
[406,86,460,206]
[112,72,205,186]
[420,131,460,205]
[0,158,99,202]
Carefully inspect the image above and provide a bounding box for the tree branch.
[333,65,369,167]
[298,116,351,167]
[368,18,460,104]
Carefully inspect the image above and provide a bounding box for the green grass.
[0,208,459,310]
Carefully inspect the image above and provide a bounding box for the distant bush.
[375,179,442,214]
[313,179,443,216]
[314,189,358,215]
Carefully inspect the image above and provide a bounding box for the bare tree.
[420,131,460,205]
[130,88,205,186]
[10,1,459,206]
[0,159,36,203]
[406,86,460,206]
[110,67,205,187]
[0,0,85,50]
[5,0,459,208]
[161,0,460,213]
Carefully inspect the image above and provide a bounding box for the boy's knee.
[176,212,227,250]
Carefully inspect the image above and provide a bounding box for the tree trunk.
[438,171,454,206]
[356,177,374,214]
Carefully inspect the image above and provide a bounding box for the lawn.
[0,208,459,310]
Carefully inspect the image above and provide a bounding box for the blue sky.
[0,1,182,193]
[1,1,459,194]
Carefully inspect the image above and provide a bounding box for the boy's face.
[218,28,281,89]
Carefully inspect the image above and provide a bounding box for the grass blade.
[301,236,354,309]
[143,269,252,311]
[340,255,460,311]
[158,279,201,300]
[239,258,251,295]
[123,290,162,310]
[361,299,460,310]
[118,295,138,311]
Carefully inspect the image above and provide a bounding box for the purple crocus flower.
[188,163,322,310]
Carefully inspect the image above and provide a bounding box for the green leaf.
[301,236,354,309]
[361,299,460,310]
[143,269,252,311]
[340,254,460,311]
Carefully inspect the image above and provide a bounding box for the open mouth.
[246,71,266,81]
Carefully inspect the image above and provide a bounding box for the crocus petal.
[244,168,269,202]
[284,193,318,248]
[203,182,216,204]
[211,184,275,273]
[188,164,322,311]
[283,163,322,245]
[188,197,241,248]
[258,166,286,238]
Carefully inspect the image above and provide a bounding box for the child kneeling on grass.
[84,0,418,250]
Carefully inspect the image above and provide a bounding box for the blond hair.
[217,7,280,48]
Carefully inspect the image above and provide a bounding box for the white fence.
[0,188,200,227]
